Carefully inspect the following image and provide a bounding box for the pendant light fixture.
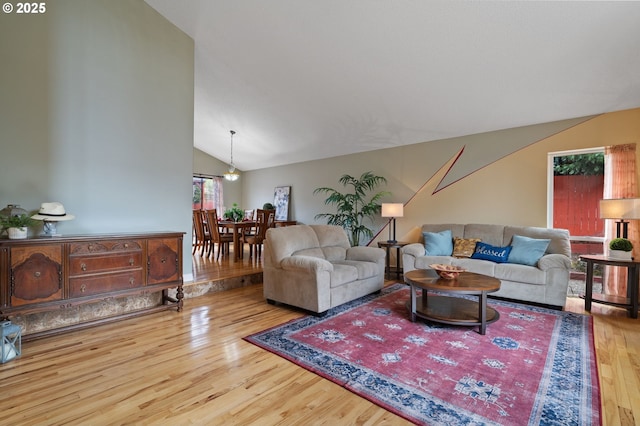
[224,130,240,181]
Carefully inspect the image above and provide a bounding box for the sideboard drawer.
[69,270,144,298]
[69,240,143,255]
[69,253,143,275]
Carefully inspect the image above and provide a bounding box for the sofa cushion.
[292,247,326,259]
[453,237,480,257]
[347,246,386,263]
[322,246,348,261]
[464,224,505,246]
[310,225,351,249]
[451,257,497,276]
[415,255,453,270]
[266,225,322,264]
[471,242,512,263]
[503,226,570,257]
[333,260,379,280]
[423,230,453,255]
[508,235,550,266]
[495,262,546,285]
[329,264,359,287]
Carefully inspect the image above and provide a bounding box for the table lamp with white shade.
[599,198,640,239]
[381,203,404,243]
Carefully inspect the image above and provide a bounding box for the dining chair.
[241,209,275,259]
[192,210,211,256]
[206,209,233,260]
[265,208,276,228]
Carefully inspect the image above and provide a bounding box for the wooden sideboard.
[0,232,184,340]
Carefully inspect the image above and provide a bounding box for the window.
[548,148,605,292]
[193,175,224,213]
[548,148,605,239]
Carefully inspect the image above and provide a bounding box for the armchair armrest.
[346,246,385,263]
[280,255,333,273]
[537,254,571,271]
[265,255,333,313]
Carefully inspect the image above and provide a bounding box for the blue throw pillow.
[508,235,550,266]
[423,230,453,256]
[471,242,512,263]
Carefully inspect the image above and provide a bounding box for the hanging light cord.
[229,130,236,171]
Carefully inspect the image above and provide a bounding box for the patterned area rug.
[245,284,600,425]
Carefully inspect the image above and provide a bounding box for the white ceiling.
[146,0,640,171]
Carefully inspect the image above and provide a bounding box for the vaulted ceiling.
[146,1,640,171]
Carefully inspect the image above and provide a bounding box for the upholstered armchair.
[263,224,385,314]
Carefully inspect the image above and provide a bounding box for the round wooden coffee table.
[404,269,501,335]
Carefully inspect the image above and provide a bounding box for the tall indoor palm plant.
[314,171,390,246]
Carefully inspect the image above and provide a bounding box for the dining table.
[218,220,257,262]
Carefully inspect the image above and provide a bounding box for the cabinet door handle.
[160,257,166,264]
[80,284,86,293]
[34,271,41,278]
[129,277,135,285]
[129,258,134,266]
[81,263,87,271]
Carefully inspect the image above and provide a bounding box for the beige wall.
[243,108,640,248]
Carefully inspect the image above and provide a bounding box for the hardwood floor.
[0,251,638,425]
[191,242,264,283]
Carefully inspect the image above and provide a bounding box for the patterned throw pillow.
[452,237,481,258]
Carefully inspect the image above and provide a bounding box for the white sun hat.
[31,202,75,221]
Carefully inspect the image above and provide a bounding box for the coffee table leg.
[421,290,429,310]
[479,292,487,335]
[410,285,417,322]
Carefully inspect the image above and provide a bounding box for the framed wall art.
[273,186,290,221]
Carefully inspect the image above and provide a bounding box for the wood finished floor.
[1,248,639,425]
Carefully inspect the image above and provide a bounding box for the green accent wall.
[0,0,195,277]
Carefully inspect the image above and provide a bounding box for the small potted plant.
[262,202,275,210]
[609,238,633,260]
[1,214,37,239]
[223,203,244,222]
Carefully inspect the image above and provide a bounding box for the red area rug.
[245,284,600,425]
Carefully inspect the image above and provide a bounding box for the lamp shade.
[381,203,403,218]
[599,198,640,220]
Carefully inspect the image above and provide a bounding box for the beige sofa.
[402,224,572,309]
[263,224,386,314]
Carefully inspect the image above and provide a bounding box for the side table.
[580,254,639,319]
[377,241,409,280]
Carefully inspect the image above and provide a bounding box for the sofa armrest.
[537,253,571,271]
[401,243,425,273]
[280,255,333,273]
[346,246,385,263]
[402,243,425,258]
